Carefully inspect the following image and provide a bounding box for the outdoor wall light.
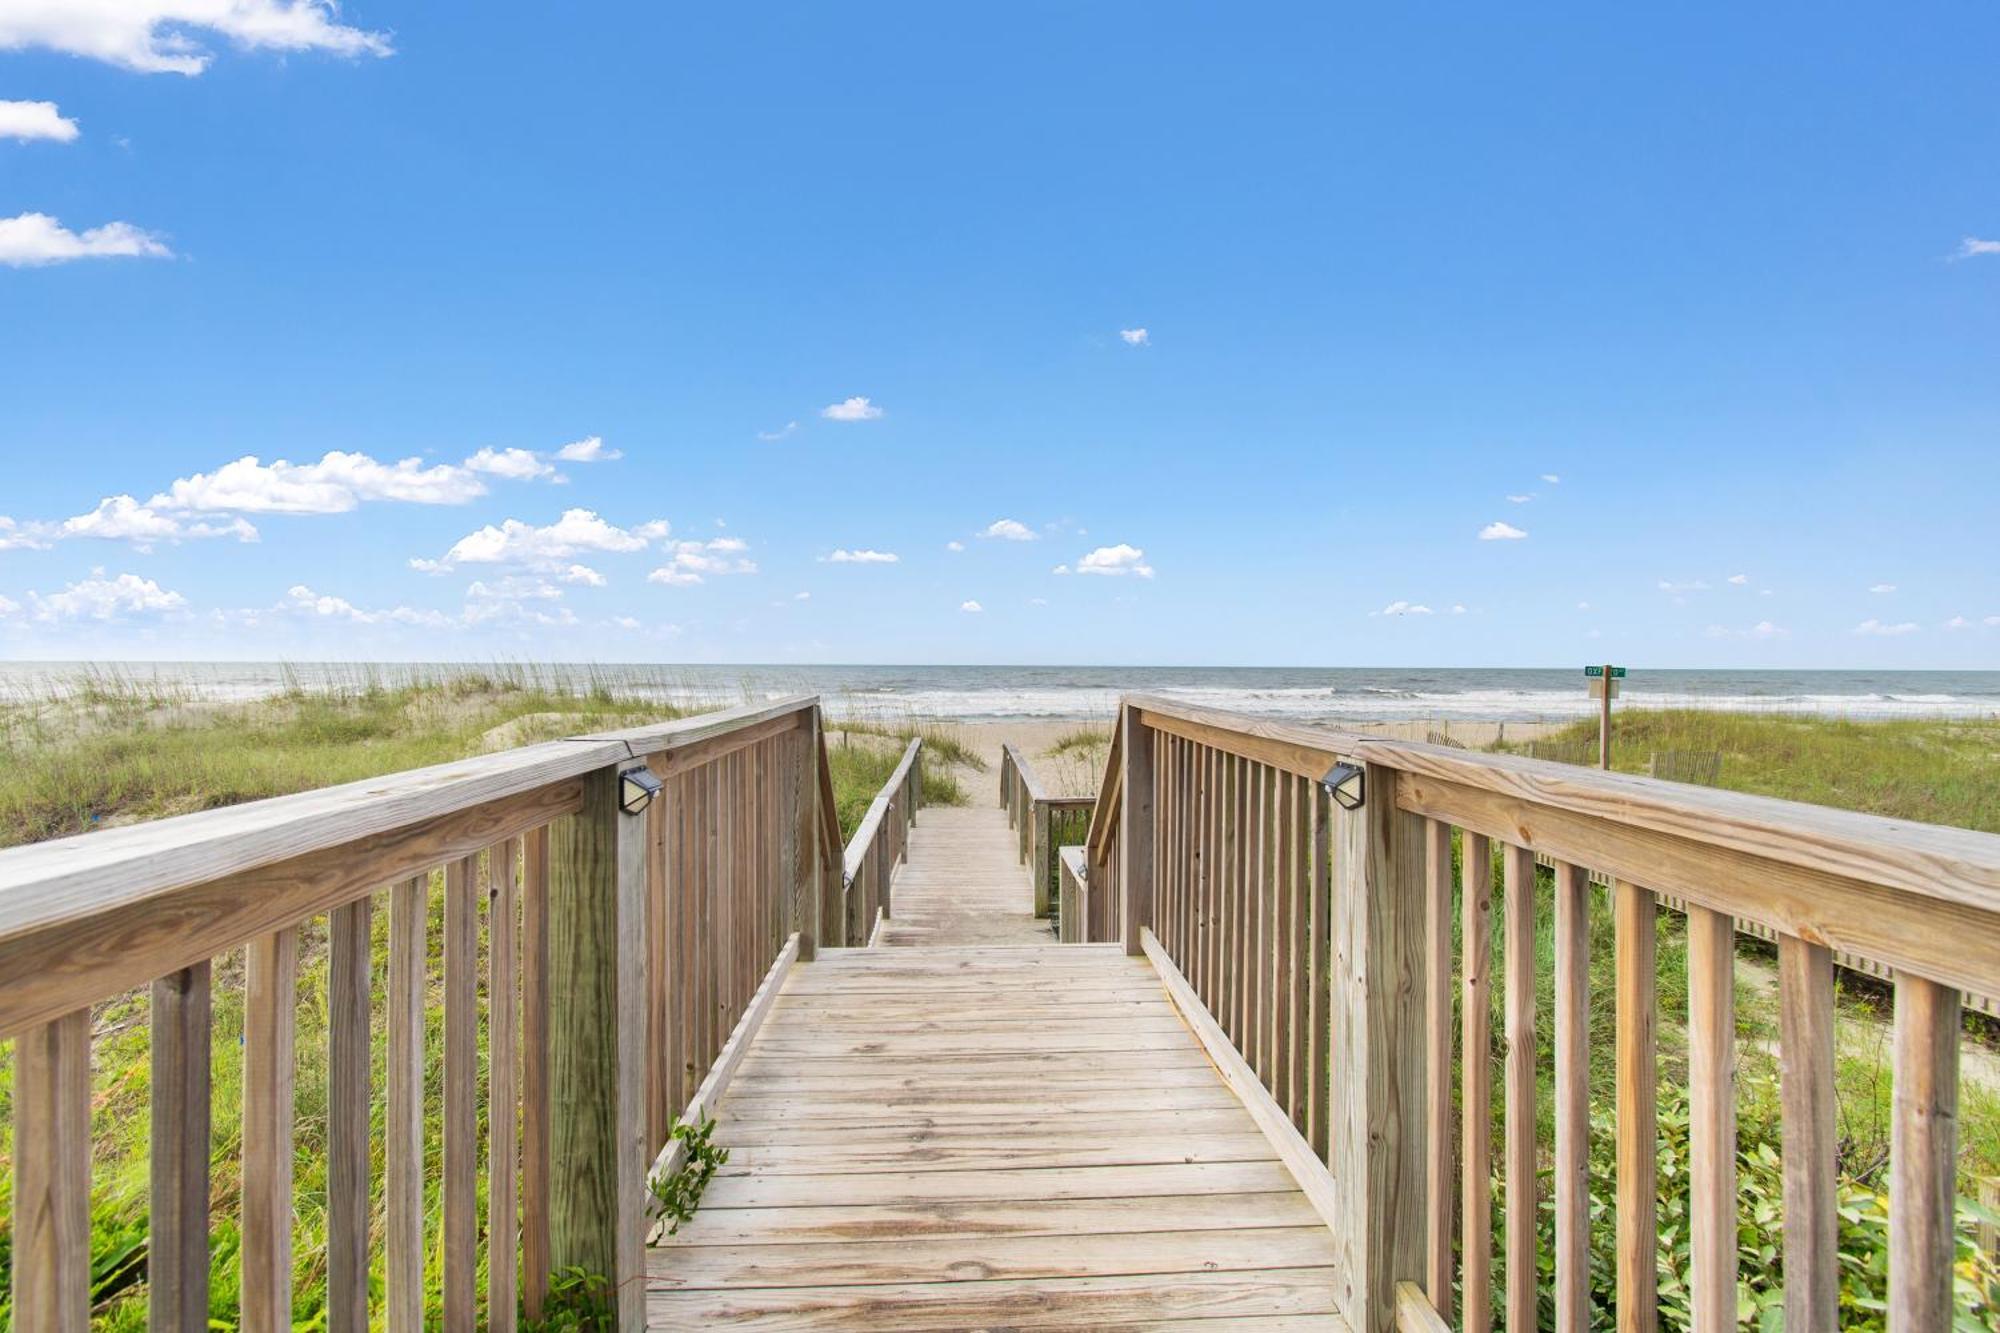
[1321,762,1365,811]
[619,766,663,816]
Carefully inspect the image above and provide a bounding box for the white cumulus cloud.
[559,564,606,587]
[1728,573,1749,585]
[1953,237,2000,261]
[431,508,664,569]
[0,212,170,266]
[960,600,983,613]
[1853,618,1919,637]
[946,540,965,552]
[1119,328,1149,346]
[1377,600,1433,616]
[554,435,620,463]
[820,396,883,422]
[0,0,392,75]
[30,571,186,621]
[466,446,555,481]
[823,548,899,564]
[153,450,485,514]
[1075,544,1154,578]
[58,495,258,548]
[0,99,78,142]
[1478,521,1527,541]
[980,518,1037,542]
[647,538,756,586]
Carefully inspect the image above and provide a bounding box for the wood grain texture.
[327,897,372,1333]
[1422,820,1453,1319]
[1890,973,1960,1330]
[520,826,553,1322]
[1330,762,1427,1333]
[443,856,479,1331]
[1614,881,1658,1333]
[1120,707,1156,955]
[150,964,211,1333]
[1460,832,1494,1333]
[386,875,427,1333]
[242,928,298,1333]
[1552,861,1590,1333]
[1778,935,1837,1331]
[490,838,521,1332]
[1501,842,1537,1333]
[1686,905,1736,1333]
[13,1008,90,1333]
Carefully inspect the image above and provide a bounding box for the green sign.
[1584,665,1628,678]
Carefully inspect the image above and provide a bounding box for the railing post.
[792,713,820,961]
[1118,707,1154,956]
[549,761,649,1330]
[1033,800,1053,917]
[1329,760,1426,1333]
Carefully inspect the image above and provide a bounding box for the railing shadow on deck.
[1084,693,2000,1333]
[0,695,910,1331]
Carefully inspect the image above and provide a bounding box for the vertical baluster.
[1460,832,1494,1333]
[444,855,479,1331]
[1503,843,1537,1333]
[1890,973,1961,1329]
[1779,935,1836,1330]
[1423,820,1454,1318]
[1306,776,1332,1161]
[1288,773,1309,1135]
[1207,745,1223,1012]
[1271,771,1296,1117]
[647,785,671,1156]
[152,963,212,1333]
[1687,904,1737,1332]
[387,874,427,1332]
[1553,862,1590,1333]
[1223,753,1242,1044]
[490,838,521,1331]
[243,927,299,1332]
[522,826,553,1320]
[328,897,373,1333]
[14,1008,91,1332]
[1257,764,1275,1090]
[1118,708,1155,955]
[1615,880,1659,1333]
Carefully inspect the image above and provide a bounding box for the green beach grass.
[0,675,970,1328]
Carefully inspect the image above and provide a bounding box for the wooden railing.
[1056,846,1092,943]
[0,696,842,1331]
[840,737,923,946]
[998,744,1094,922]
[1087,693,2000,1333]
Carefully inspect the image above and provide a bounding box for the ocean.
[1,662,1996,724]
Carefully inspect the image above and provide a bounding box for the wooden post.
[1034,800,1053,917]
[549,762,651,1330]
[1330,762,1427,1333]
[1598,664,1614,770]
[792,716,819,960]
[1118,706,1155,956]
[14,1009,90,1332]
[151,965,212,1333]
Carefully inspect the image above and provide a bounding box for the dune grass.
[0,675,962,1327]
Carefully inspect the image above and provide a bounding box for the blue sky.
[1,2,1996,667]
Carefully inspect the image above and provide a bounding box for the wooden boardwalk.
[646,797,1346,1329]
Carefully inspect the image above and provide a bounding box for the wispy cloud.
[554,435,621,463]
[1540,473,1561,484]
[1375,600,1433,617]
[960,600,983,613]
[1727,573,1749,585]
[1869,583,1896,594]
[1945,615,1971,630]
[1505,494,1533,504]
[757,421,799,442]
[0,0,392,75]
[1853,618,1919,637]
[945,540,965,552]
[0,100,78,143]
[1952,237,2000,261]
[823,548,899,564]
[466,447,556,481]
[1075,544,1154,578]
[648,537,757,586]
[1478,521,1527,541]
[1658,579,1711,594]
[0,212,170,267]
[1119,328,1150,346]
[980,518,1037,542]
[820,396,883,422]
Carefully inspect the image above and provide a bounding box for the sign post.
[1583,665,1626,769]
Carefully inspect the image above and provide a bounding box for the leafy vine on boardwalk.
[649,1116,731,1236]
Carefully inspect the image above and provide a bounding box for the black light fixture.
[1322,761,1365,811]
[619,765,663,816]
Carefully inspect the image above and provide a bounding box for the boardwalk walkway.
[647,790,1346,1329]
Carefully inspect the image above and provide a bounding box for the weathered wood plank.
[1553,861,1590,1333]
[1687,904,1736,1333]
[1461,832,1494,1333]
[489,838,521,1332]
[13,1008,91,1333]
[327,897,372,1333]
[242,928,298,1333]
[1502,842,1537,1333]
[1890,973,1960,1329]
[443,855,479,1331]
[1779,935,1837,1331]
[150,965,211,1333]
[1615,880,1658,1333]
[386,874,427,1332]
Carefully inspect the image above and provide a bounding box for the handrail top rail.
[842,737,920,880]
[1000,742,1056,803]
[0,694,820,942]
[1122,692,2000,915]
